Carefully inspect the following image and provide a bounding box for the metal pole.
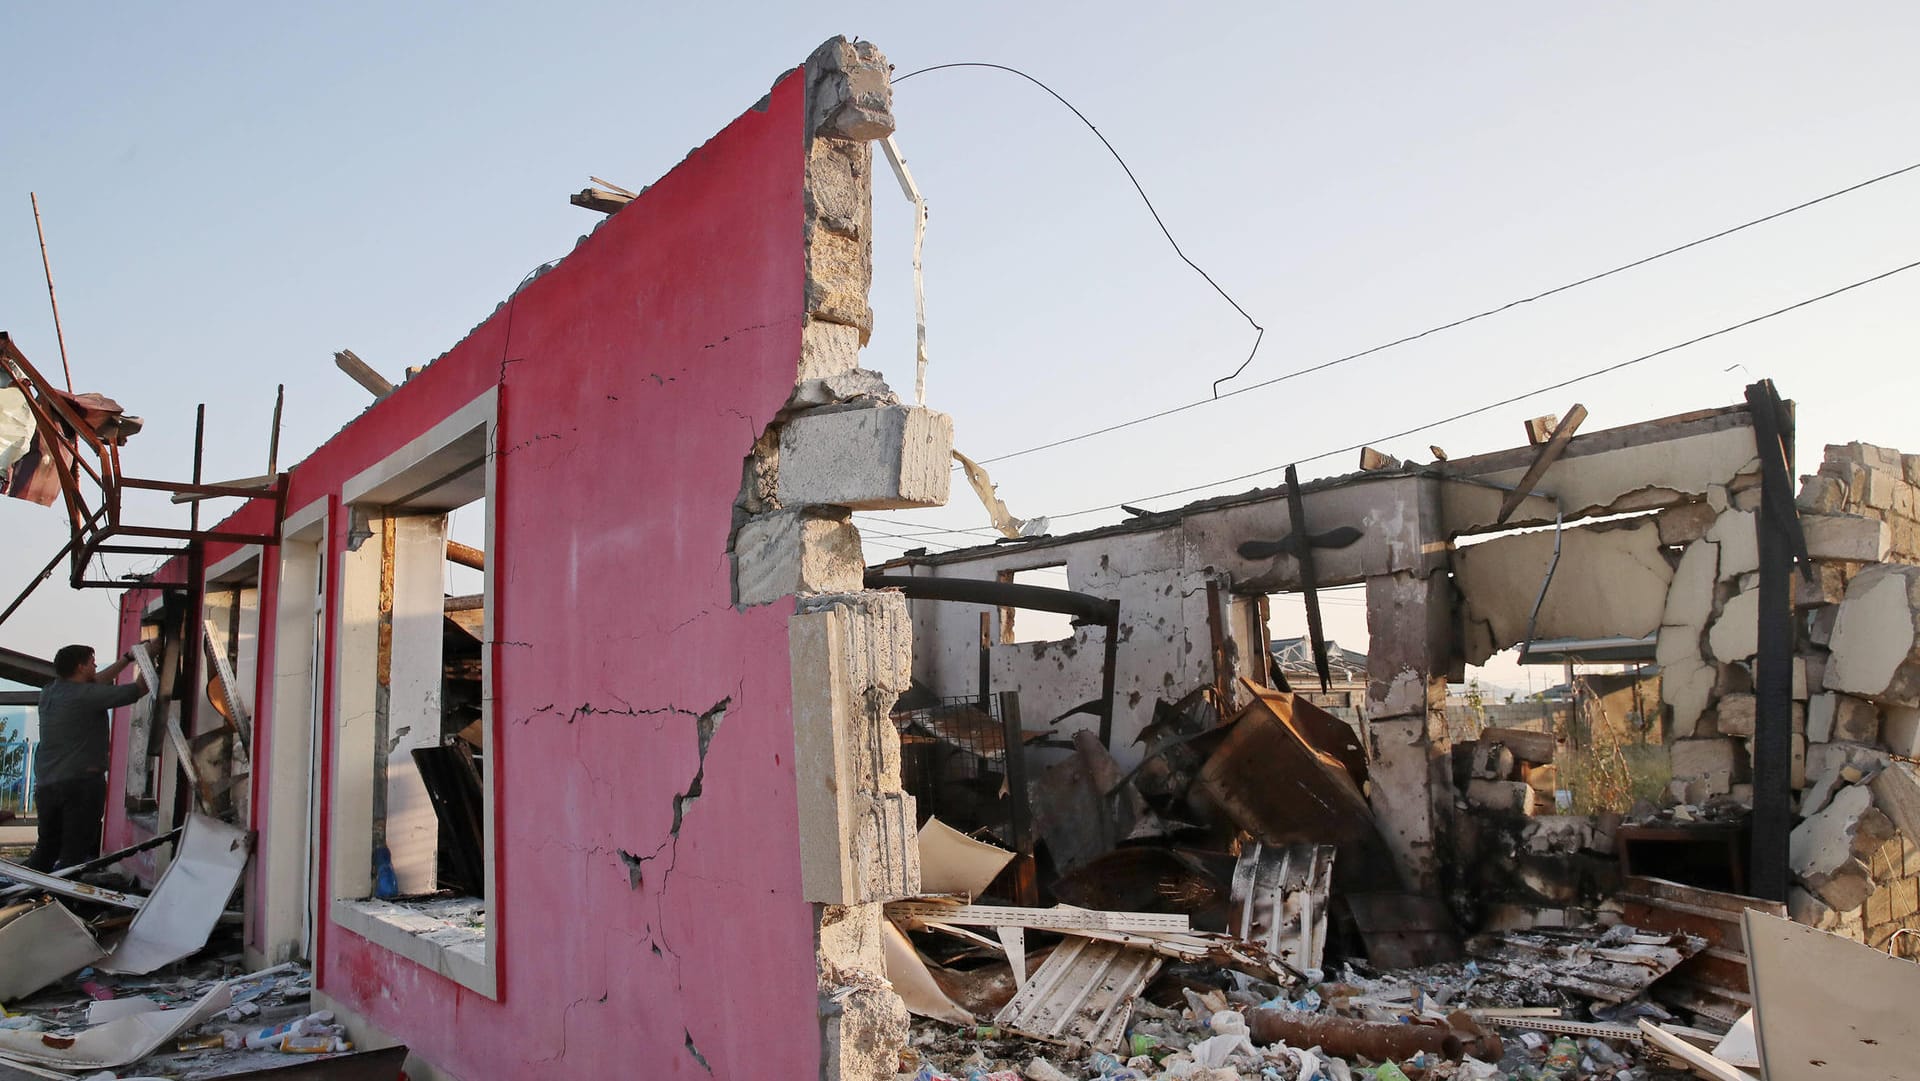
[190,404,205,534]
[268,384,285,475]
[29,193,74,392]
[1748,380,1796,901]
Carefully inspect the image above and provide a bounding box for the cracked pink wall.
[110,68,822,1079]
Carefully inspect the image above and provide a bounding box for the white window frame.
[328,388,498,997]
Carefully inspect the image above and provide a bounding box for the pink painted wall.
[108,66,825,1078]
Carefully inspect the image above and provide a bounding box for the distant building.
[1270,636,1369,717]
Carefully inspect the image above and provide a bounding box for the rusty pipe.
[1247,1009,1470,1062]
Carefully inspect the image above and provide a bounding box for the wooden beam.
[570,188,634,214]
[1494,404,1588,525]
[333,349,395,398]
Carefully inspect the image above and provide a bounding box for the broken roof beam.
[1442,403,1760,536]
[571,188,635,214]
[333,349,395,398]
[1492,404,1587,525]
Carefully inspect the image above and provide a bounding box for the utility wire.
[966,156,1920,468]
[873,255,1920,535]
[1046,255,1920,521]
[893,62,1264,397]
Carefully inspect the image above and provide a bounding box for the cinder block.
[1466,779,1535,816]
[778,404,952,511]
[731,510,864,607]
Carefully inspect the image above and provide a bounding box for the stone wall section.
[722,38,954,1081]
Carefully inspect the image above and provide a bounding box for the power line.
[968,156,1920,469]
[893,61,1264,397]
[872,255,1920,535]
[1048,254,1920,521]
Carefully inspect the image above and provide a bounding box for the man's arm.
[94,641,157,692]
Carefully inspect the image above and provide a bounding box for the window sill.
[330,898,495,998]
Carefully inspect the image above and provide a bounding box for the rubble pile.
[0,814,400,1078]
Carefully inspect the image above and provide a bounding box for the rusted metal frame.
[90,524,281,545]
[1494,404,1588,525]
[0,335,113,460]
[1205,579,1231,708]
[117,475,287,501]
[0,345,94,534]
[1284,464,1334,694]
[0,516,94,627]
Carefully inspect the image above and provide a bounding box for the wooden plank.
[1638,1020,1757,1081]
[888,902,1189,935]
[1495,404,1588,525]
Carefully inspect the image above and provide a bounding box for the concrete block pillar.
[1364,571,1459,894]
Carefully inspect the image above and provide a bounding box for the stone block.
[1524,815,1593,854]
[791,592,919,906]
[1832,694,1882,743]
[1707,588,1759,662]
[1797,473,1847,515]
[1466,779,1535,816]
[731,510,864,608]
[1808,692,1839,742]
[1872,761,1920,853]
[1670,738,1737,796]
[1810,606,1840,647]
[1708,509,1758,579]
[1907,453,1920,486]
[1882,705,1920,758]
[1795,562,1850,609]
[1656,501,1718,546]
[1469,741,1516,780]
[1804,742,1892,814]
[777,404,952,511]
[1716,692,1756,737]
[1825,564,1920,706]
[1802,513,1893,562]
[798,321,866,383]
[1790,886,1840,930]
[1865,466,1902,510]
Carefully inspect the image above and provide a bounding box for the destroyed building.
[3,33,1920,1081]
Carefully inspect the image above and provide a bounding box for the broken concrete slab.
[1802,742,1891,816]
[1663,538,1719,633]
[1706,588,1759,663]
[777,404,952,511]
[1825,563,1920,706]
[1656,501,1718,546]
[1706,509,1758,580]
[1790,783,1896,910]
[1454,517,1673,665]
[1801,513,1893,562]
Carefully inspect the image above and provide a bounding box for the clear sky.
[4,4,1917,694]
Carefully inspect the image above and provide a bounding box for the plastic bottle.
[373,847,399,899]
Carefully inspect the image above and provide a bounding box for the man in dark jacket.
[27,641,153,871]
